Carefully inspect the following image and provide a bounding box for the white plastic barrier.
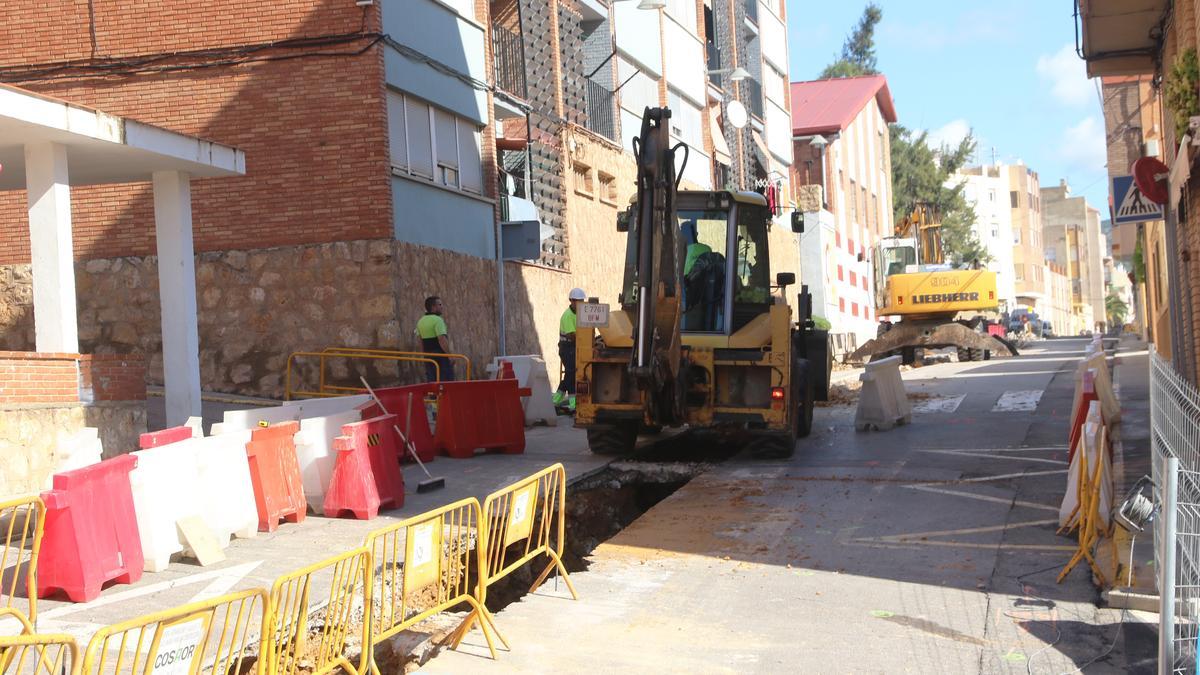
[219,405,299,433]
[854,356,912,432]
[219,395,369,434]
[487,355,558,426]
[281,394,371,418]
[48,427,103,489]
[185,416,204,437]
[294,410,363,511]
[1059,401,1113,529]
[190,431,259,543]
[130,444,211,572]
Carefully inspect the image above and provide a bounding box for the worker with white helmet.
[553,287,587,410]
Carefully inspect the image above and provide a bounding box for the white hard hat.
[569,287,586,301]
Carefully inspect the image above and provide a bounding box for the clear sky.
[786,0,1110,215]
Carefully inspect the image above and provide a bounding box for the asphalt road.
[420,337,1156,674]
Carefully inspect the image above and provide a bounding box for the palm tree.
[1105,290,1129,329]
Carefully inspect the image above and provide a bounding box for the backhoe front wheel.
[586,421,639,455]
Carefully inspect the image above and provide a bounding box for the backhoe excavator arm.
[628,107,685,424]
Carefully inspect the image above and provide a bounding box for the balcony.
[706,41,722,87]
[741,77,763,120]
[585,78,617,141]
[492,24,526,98]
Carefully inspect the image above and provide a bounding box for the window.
[679,208,730,332]
[598,172,617,202]
[435,109,459,188]
[667,90,703,149]
[573,162,594,196]
[849,270,858,286]
[861,186,868,229]
[1014,230,1021,245]
[1010,191,1019,208]
[849,179,858,224]
[870,192,877,234]
[835,230,841,247]
[837,264,844,281]
[989,189,996,202]
[387,90,483,195]
[1015,266,1024,281]
[851,302,859,317]
[666,0,698,33]
[839,297,846,313]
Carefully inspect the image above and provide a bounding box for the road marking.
[188,560,266,603]
[916,449,1068,466]
[910,469,1067,485]
[912,395,965,414]
[864,519,1059,542]
[905,485,1059,512]
[40,561,264,620]
[992,390,1044,412]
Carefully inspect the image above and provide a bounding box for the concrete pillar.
[25,142,79,353]
[152,171,201,426]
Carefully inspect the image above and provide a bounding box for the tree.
[820,4,883,79]
[1106,289,1129,328]
[890,125,991,266]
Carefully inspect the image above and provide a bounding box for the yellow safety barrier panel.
[81,588,267,674]
[363,498,505,673]
[482,463,578,602]
[320,347,472,382]
[265,547,371,675]
[285,351,443,400]
[0,630,78,675]
[0,496,45,630]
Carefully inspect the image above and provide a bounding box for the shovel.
[359,377,446,493]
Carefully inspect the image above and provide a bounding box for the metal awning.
[1076,0,1170,77]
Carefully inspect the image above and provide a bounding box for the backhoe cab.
[572,106,830,458]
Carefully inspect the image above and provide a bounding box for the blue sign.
[1112,174,1164,224]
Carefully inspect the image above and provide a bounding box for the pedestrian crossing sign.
[1112,174,1163,224]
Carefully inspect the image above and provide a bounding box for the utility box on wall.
[501,220,541,261]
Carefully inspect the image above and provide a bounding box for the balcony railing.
[741,77,764,119]
[585,78,617,141]
[492,24,526,98]
[744,0,758,25]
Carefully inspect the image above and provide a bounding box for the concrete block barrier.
[130,444,211,571]
[488,356,558,426]
[854,356,912,431]
[219,406,299,434]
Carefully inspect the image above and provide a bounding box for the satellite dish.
[1132,156,1170,205]
[726,100,748,129]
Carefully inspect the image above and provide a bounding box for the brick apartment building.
[0,0,799,399]
[1078,0,1200,383]
[789,75,897,352]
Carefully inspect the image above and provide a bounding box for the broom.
[359,377,446,493]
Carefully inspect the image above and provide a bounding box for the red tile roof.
[789,75,898,136]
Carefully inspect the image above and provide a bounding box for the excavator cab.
[620,191,774,335]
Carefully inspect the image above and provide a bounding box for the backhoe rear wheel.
[586,421,639,455]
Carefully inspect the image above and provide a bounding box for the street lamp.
[706,66,751,81]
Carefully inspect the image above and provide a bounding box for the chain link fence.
[1151,346,1200,673]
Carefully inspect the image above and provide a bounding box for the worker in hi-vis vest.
[553,288,587,411]
[416,296,454,382]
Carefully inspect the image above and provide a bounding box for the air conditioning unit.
[1145,139,1160,157]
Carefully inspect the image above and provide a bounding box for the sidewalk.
[33,403,621,645]
[1107,336,1156,602]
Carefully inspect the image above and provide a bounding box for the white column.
[153,171,201,425]
[25,142,79,353]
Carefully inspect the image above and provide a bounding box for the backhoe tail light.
[897,296,904,305]
[771,387,786,401]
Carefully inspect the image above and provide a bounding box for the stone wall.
[0,238,502,399]
[0,402,146,498]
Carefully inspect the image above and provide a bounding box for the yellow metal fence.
[8,464,572,673]
[284,348,472,400]
[0,496,44,629]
